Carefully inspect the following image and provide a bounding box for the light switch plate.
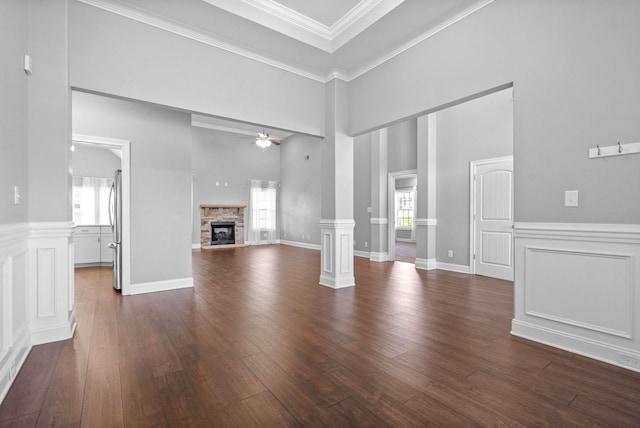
[564,190,579,207]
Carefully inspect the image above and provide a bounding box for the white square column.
[319,79,355,288]
[319,219,355,288]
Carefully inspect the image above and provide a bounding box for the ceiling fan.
[254,132,280,150]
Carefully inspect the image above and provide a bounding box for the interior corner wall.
[27,0,71,223]
[72,145,121,179]
[0,0,31,405]
[72,91,192,285]
[279,134,322,246]
[353,133,372,253]
[349,0,640,224]
[68,1,325,137]
[436,88,513,266]
[0,0,28,225]
[191,127,281,246]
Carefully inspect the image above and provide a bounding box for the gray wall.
[191,126,281,245]
[0,0,28,225]
[436,88,513,266]
[27,0,71,223]
[349,0,640,225]
[72,145,121,179]
[353,133,372,252]
[72,91,192,285]
[69,1,325,137]
[280,134,322,245]
[387,119,417,173]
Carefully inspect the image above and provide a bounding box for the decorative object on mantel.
[588,141,640,159]
[200,204,247,249]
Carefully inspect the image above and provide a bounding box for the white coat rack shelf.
[589,141,640,159]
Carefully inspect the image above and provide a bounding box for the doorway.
[72,135,131,295]
[387,170,417,263]
[470,156,514,280]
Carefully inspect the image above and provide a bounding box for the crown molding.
[77,0,494,84]
[203,0,404,53]
[330,0,404,52]
[77,0,326,82]
[348,0,495,81]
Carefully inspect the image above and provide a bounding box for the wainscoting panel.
[319,220,355,289]
[322,232,333,274]
[339,233,351,274]
[29,222,76,345]
[513,222,640,372]
[0,224,32,404]
[36,248,56,318]
[524,247,632,338]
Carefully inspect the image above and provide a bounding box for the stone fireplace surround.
[200,204,246,249]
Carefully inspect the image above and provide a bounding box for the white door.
[472,158,514,281]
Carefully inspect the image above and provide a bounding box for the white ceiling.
[200,0,406,52]
[80,0,493,139]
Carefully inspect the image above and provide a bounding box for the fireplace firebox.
[211,222,235,245]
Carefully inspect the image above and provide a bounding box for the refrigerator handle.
[108,181,115,229]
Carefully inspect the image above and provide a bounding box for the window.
[255,187,275,229]
[250,181,277,231]
[72,177,113,225]
[396,189,414,228]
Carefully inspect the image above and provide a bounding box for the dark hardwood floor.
[395,241,416,264]
[1,244,639,427]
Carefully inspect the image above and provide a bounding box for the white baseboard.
[130,277,194,295]
[395,238,416,243]
[512,319,640,373]
[415,258,436,270]
[191,243,201,249]
[369,251,388,262]
[31,317,77,345]
[354,250,370,258]
[319,273,355,289]
[279,240,321,251]
[0,324,31,404]
[436,262,471,274]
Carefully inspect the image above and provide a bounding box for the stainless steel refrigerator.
[108,169,122,291]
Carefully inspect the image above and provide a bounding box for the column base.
[319,219,355,289]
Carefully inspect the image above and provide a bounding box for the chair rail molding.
[512,222,640,372]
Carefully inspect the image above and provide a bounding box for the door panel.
[474,159,514,281]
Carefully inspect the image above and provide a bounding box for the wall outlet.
[364,242,368,248]
[14,185,21,204]
[564,190,579,207]
[353,240,356,246]
[447,250,454,258]
[9,362,18,380]
[618,353,640,369]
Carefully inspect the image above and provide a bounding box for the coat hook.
[618,141,622,153]
[597,145,601,155]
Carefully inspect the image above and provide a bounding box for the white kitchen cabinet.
[74,226,101,264]
[75,225,115,265]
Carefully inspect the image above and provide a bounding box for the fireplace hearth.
[200,204,246,249]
